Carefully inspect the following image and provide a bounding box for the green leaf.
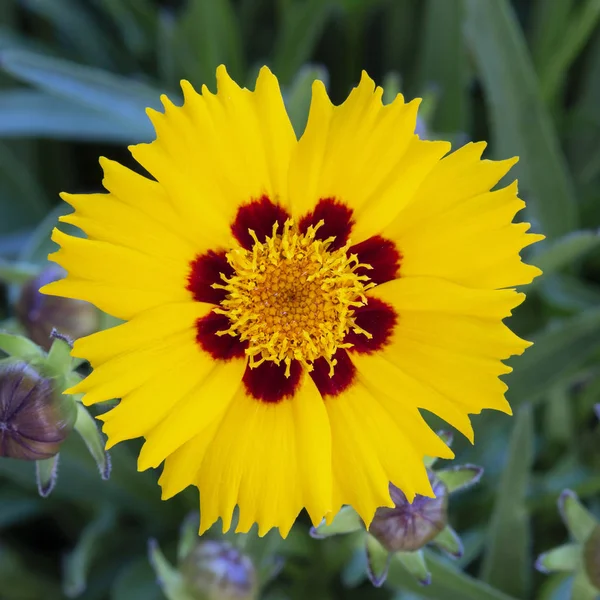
[463,0,578,239]
[535,543,580,574]
[507,309,600,405]
[74,403,111,481]
[480,405,534,597]
[272,0,337,85]
[432,526,464,559]
[559,490,598,544]
[0,90,153,142]
[310,505,363,538]
[416,0,467,132]
[0,257,40,284]
[63,507,116,597]
[284,65,329,137]
[173,0,244,86]
[147,539,188,600]
[365,534,391,587]
[437,465,483,494]
[571,569,599,600]
[21,0,120,70]
[112,558,164,600]
[0,50,162,123]
[35,454,60,498]
[530,0,575,70]
[540,274,600,312]
[0,492,43,529]
[387,549,519,600]
[538,0,600,105]
[532,231,600,283]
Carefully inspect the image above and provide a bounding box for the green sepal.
[559,490,598,543]
[424,431,454,468]
[431,525,463,559]
[393,550,431,586]
[365,533,391,587]
[35,454,60,498]
[535,543,580,574]
[0,332,44,361]
[45,337,73,378]
[148,539,191,600]
[310,505,363,538]
[437,464,483,494]
[74,403,111,480]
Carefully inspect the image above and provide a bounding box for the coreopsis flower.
[41,66,542,536]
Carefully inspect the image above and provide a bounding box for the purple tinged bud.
[0,363,76,460]
[369,472,448,553]
[180,541,258,600]
[584,526,600,589]
[17,266,99,351]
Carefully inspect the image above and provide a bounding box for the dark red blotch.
[345,297,397,354]
[187,250,233,305]
[242,361,302,404]
[350,235,401,285]
[231,195,290,250]
[309,349,356,398]
[195,312,247,360]
[298,198,355,250]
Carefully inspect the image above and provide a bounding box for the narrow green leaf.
[530,0,575,70]
[535,543,580,573]
[540,274,600,312]
[544,384,574,444]
[173,0,244,86]
[147,539,187,600]
[63,507,116,597]
[272,0,336,84]
[532,231,600,285]
[0,50,162,122]
[284,65,329,136]
[0,90,153,141]
[480,405,534,597]
[0,257,40,284]
[22,0,119,70]
[571,569,599,600]
[506,309,600,405]
[388,548,519,600]
[310,505,363,538]
[416,0,467,132]
[559,490,598,543]
[463,0,578,238]
[539,0,600,105]
[35,454,60,498]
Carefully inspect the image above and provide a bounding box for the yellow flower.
[42,66,542,537]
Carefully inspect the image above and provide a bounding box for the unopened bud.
[16,267,99,351]
[180,541,258,600]
[0,363,76,460]
[369,473,448,552]
[584,525,600,590]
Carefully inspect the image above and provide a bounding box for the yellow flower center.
[214,220,374,376]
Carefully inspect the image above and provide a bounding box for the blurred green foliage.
[1,0,600,599]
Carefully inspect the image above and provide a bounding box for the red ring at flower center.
[189,196,400,402]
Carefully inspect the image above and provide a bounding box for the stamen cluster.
[215,220,374,376]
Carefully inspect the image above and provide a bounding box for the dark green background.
[1,1,600,599]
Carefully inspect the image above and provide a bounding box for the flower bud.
[584,525,600,590]
[369,472,448,552]
[179,541,258,600]
[16,266,99,351]
[0,363,76,460]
